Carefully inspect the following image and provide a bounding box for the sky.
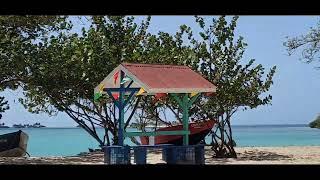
[1,15,320,127]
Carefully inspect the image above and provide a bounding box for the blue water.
[1,124,319,157]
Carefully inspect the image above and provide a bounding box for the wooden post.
[104,84,139,146]
[171,94,189,145]
[171,93,201,145]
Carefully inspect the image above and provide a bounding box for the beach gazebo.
[94,63,216,164]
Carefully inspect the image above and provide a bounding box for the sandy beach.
[1,146,320,164]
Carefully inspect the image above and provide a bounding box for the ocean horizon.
[1,123,308,129]
[0,124,318,157]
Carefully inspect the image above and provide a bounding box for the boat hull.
[0,130,28,157]
[139,120,215,145]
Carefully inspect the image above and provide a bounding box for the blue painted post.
[134,147,147,164]
[118,70,125,146]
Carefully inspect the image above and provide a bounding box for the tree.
[0,96,9,119]
[0,15,68,121]
[186,16,276,158]
[18,16,196,147]
[19,16,154,146]
[0,16,68,89]
[127,16,276,158]
[5,15,276,158]
[309,114,320,128]
[284,20,320,67]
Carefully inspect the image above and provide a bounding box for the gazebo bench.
[132,144,205,165]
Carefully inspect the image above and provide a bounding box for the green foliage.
[130,16,277,157]
[284,21,320,67]
[309,114,320,128]
[17,16,199,145]
[188,16,276,157]
[18,16,156,145]
[0,16,68,92]
[190,16,277,120]
[0,96,9,119]
[0,16,277,152]
[0,15,67,119]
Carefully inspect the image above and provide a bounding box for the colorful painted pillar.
[118,70,125,146]
[171,93,200,145]
[103,70,140,146]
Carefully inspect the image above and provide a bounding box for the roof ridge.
[121,63,190,69]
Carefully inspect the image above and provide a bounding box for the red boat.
[139,119,216,145]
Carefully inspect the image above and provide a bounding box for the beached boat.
[139,119,216,145]
[0,130,29,157]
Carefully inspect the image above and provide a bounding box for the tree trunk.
[226,117,237,158]
[211,112,237,158]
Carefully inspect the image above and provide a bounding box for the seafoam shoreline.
[1,146,320,164]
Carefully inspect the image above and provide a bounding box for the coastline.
[1,146,320,164]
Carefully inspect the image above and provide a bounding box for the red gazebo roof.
[95,63,216,94]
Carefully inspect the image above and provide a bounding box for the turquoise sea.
[0,124,319,157]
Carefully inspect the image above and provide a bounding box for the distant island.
[309,115,320,129]
[129,121,170,128]
[12,123,46,128]
[0,123,9,128]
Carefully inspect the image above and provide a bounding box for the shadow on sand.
[238,150,292,161]
[205,149,293,164]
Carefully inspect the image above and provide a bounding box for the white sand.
[1,146,320,164]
